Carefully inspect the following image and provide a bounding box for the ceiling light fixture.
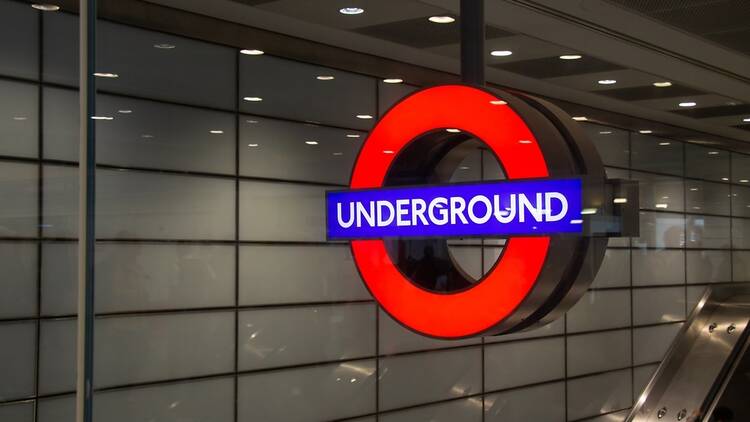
[339,7,364,15]
[599,131,612,134]
[383,78,403,84]
[722,177,729,181]
[428,16,455,24]
[679,101,697,107]
[305,140,319,145]
[740,179,749,183]
[31,3,59,11]
[117,110,132,114]
[316,75,335,81]
[93,72,118,78]
[689,188,699,191]
[639,130,653,134]
[243,96,263,102]
[153,43,176,49]
[209,130,224,134]
[743,117,750,122]
[613,198,628,204]
[356,114,373,119]
[655,203,668,209]
[246,119,258,124]
[572,116,587,121]
[346,134,361,138]
[708,151,720,155]
[12,116,27,121]
[91,116,113,120]
[659,142,671,146]
[559,54,582,60]
[598,79,617,85]
[490,50,513,57]
[240,49,264,55]
[247,143,259,147]
[653,81,672,87]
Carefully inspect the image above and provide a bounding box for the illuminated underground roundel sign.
[326,85,635,339]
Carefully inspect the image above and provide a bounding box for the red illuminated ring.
[350,85,551,339]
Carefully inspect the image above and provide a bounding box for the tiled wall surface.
[0,1,748,421]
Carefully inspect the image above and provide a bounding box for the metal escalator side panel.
[627,283,750,422]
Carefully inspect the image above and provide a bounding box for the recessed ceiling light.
[93,72,118,78]
[12,116,27,121]
[679,101,697,107]
[383,150,394,154]
[519,140,532,144]
[708,151,720,155]
[246,119,259,124]
[305,140,319,145]
[31,3,59,11]
[316,75,335,81]
[91,116,113,120]
[689,188,699,191]
[243,96,263,102]
[428,16,455,24]
[572,116,588,121]
[598,79,617,85]
[639,130,653,134]
[383,78,403,84]
[722,177,729,181]
[339,7,364,15]
[153,43,176,49]
[613,198,628,204]
[346,134,361,138]
[117,110,132,114]
[446,128,460,133]
[209,130,224,134]
[658,142,671,146]
[741,179,749,183]
[599,131,612,134]
[490,50,513,57]
[240,49,264,55]
[490,100,507,105]
[559,54,582,60]
[581,208,597,215]
[653,81,672,87]
[247,143,259,147]
[655,203,668,209]
[356,114,373,119]
[459,166,471,170]
[332,152,344,156]
[743,117,750,122]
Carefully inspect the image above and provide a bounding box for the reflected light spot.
[659,142,671,146]
[383,150,394,154]
[518,140,532,144]
[316,75,335,81]
[653,81,672,87]
[305,140,319,145]
[639,130,653,134]
[240,49,264,55]
[91,116,113,120]
[570,219,583,224]
[383,78,403,84]
[559,54,582,60]
[446,128,460,133]
[655,203,668,208]
[12,116,27,121]
[428,16,455,24]
[598,79,616,85]
[572,116,587,121]
[679,101,697,107]
[744,117,750,122]
[141,134,154,139]
[117,110,132,114]
[339,7,364,14]
[708,151,720,155]
[243,96,263,102]
[247,143,259,147]
[459,166,470,170]
[490,100,507,105]
[332,152,343,156]
[581,208,597,215]
[613,198,627,204]
[722,177,729,181]
[346,134,360,138]
[153,43,176,49]
[209,130,224,134]
[599,131,612,135]
[740,179,749,183]
[93,72,118,78]
[31,3,59,11]
[246,119,259,124]
[689,188,699,191]
[356,114,373,119]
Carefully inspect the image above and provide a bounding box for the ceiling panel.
[491,55,625,79]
